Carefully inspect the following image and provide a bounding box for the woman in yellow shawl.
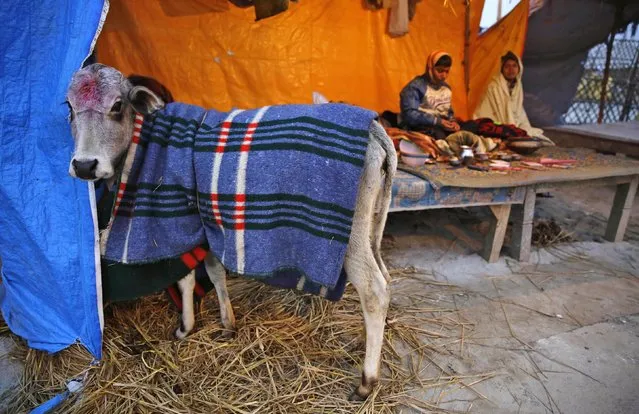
[473,51,554,144]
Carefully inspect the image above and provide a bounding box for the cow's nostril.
[72,159,99,179]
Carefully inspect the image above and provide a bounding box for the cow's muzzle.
[72,158,99,180]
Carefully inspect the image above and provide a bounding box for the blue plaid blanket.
[102,103,377,294]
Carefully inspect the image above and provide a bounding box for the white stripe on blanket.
[122,114,145,263]
[235,106,270,273]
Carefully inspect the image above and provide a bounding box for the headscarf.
[500,50,520,72]
[425,50,452,82]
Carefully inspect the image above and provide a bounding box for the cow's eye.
[111,100,122,113]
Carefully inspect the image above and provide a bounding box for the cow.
[66,63,397,400]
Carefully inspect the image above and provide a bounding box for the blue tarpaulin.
[0,0,107,359]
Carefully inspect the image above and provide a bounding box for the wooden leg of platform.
[482,204,512,263]
[510,187,536,262]
[605,176,639,242]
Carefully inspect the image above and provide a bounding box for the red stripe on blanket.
[215,121,232,153]
[235,120,256,230]
[193,246,208,261]
[132,115,143,144]
[112,182,128,213]
[239,122,258,152]
[210,193,223,225]
[181,252,198,269]
[234,194,246,230]
[181,245,208,269]
[111,114,142,216]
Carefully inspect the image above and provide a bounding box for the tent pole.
[597,33,615,124]
[597,3,623,124]
[464,0,471,98]
[620,45,639,122]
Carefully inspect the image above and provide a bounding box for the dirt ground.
[1,184,638,413]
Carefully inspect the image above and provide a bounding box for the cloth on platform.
[422,124,451,140]
[384,126,439,157]
[384,126,497,163]
[473,52,554,145]
[101,102,376,295]
[436,131,496,159]
[460,118,529,139]
[399,51,454,132]
[394,146,639,189]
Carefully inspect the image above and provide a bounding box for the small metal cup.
[460,145,474,166]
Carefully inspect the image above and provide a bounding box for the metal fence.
[562,38,639,124]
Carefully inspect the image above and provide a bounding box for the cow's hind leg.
[204,253,237,338]
[345,245,389,400]
[175,270,196,339]
[346,134,390,400]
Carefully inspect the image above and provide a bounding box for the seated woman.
[399,50,460,140]
[473,51,553,145]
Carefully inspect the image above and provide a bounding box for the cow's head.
[66,64,166,181]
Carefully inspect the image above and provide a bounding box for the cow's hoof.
[174,327,189,340]
[349,375,377,401]
[348,385,371,402]
[220,328,237,340]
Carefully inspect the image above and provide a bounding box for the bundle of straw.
[532,219,573,247]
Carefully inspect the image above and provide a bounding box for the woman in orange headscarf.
[399,50,460,140]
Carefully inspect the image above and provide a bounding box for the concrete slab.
[382,182,639,413]
[530,315,639,414]
[389,240,639,413]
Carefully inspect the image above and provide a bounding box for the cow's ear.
[127,74,174,103]
[128,85,164,114]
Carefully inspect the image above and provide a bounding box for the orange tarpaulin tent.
[97,0,528,120]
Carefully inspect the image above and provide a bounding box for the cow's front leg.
[175,270,196,339]
[204,253,237,338]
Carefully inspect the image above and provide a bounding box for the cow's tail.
[369,120,397,282]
